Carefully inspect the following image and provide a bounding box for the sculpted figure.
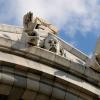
[44,33,60,54]
[23,12,40,46]
[27,31,40,46]
[60,48,67,58]
[23,12,35,36]
[23,12,59,47]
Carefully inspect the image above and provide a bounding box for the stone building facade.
[0,12,100,100]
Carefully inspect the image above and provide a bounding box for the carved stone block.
[60,48,67,58]
[44,34,60,54]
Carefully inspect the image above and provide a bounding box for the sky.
[0,0,100,56]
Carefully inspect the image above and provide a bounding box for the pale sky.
[0,0,100,55]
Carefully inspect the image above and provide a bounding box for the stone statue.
[23,12,40,46]
[60,48,67,58]
[23,12,59,49]
[23,12,35,36]
[23,12,33,25]
[44,33,60,54]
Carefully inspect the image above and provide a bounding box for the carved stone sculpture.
[23,12,35,36]
[44,33,60,54]
[23,12,60,50]
[60,48,67,58]
[23,12,40,46]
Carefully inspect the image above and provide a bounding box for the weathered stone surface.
[95,37,100,55]
[0,64,100,99]
[52,87,66,99]
[0,24,23,34]
[22,90,37,100]
[23,12,59,48]
[86,37,100,72]
[82,81,100,96]
[44,33,60,54]
[0,84,12,95]
[40,82,52,96]
[14,75,26,88]
[36,94,49,100]
[0,37,12,48]
[84,67,99,81]
[7,87,24,100]
[0,13,100,100]
[70,62,86,76]
[54,54,71,68]
[1,73,14,85]
[27,73,40,92]
[35,47,55,62]
[65,92,78,100]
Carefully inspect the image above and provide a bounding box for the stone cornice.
[0,24,89,62]
[0,37,99,87]
[0,50,100,98]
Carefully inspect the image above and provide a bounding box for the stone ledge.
[0,65,99,99]
[0,54,100,97]
[54,34,89,62]
[0,24,89,62]
[0,24,23,34]
[0,38,99,86]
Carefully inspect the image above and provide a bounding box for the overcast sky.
[0,0,100,55]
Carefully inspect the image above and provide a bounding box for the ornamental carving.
[23,12,66,57]
[44,34,60,54]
